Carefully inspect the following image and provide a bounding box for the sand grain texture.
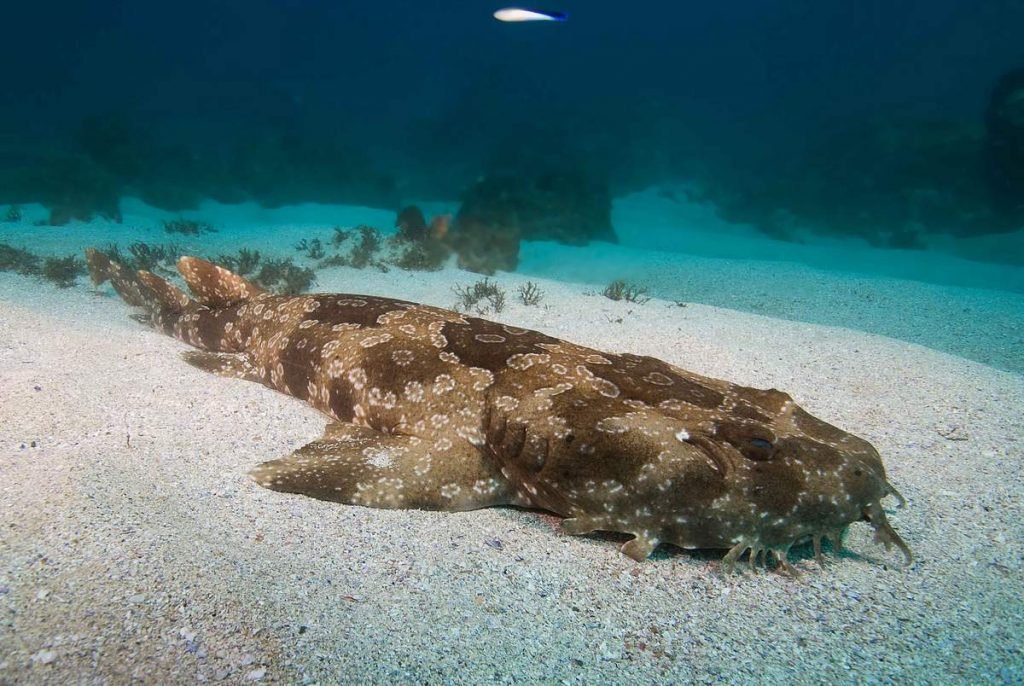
[1,264,1022,685]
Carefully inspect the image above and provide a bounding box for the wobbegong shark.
[85,248,911,573]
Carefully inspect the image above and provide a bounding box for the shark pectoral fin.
[249,422,513,511]
[181,351,262,383]
[620,534,658,562]
[320,422,377,441]
[562,516,659,561]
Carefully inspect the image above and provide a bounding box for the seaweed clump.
[602,280,650,304]
[350,226,381,269]
[126,242,167,273]
[41,256,86,288]
[392,240,449,271]
[294,238,325,259]
[317,219,449,272]
[129,242,183,274]
[215,248,262,276]
[318,253,350,268]
[97,242,184,275]
[330,227,350,247]
[1,243,86,287]
[390,206,451,271]
[252,258,316,295]
[0,243,41,275]
[453,278,506,314]
[318,225,384,269]
[517,281,544,306]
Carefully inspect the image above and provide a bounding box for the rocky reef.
[707,68,1024,246]
[448,169,615,274]
[985,68,1024,228]
[0,115,400,222]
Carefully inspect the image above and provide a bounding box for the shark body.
[86,249,911,572]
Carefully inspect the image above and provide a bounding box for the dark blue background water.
[1,1,1023,373]
[4,2,1020,158]
[2,1,1023,246]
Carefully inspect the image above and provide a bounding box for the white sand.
[1,203,1023,683]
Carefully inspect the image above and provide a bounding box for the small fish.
[493,7,568,23]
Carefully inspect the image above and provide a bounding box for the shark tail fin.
[177,256,266,308]
[84,247,113,285]
[87,249,251,352]
[85,248,150,307]
[86,248,193,314]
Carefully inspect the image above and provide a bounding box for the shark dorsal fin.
[177,256,265,308]
[136,270,191,312]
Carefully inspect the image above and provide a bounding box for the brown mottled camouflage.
[86,249,911,573]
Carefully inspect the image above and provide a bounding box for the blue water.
[2,2,1023,366]
[1,0,1022,341]
[2,4,1024,684]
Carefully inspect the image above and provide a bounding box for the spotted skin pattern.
[86,249,911,572]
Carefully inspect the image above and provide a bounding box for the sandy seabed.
[1,238,1023,684]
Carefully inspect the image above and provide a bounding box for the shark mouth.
[722,487,912,575]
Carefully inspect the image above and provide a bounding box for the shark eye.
[742,437,776,461]
[717,422,777,461]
